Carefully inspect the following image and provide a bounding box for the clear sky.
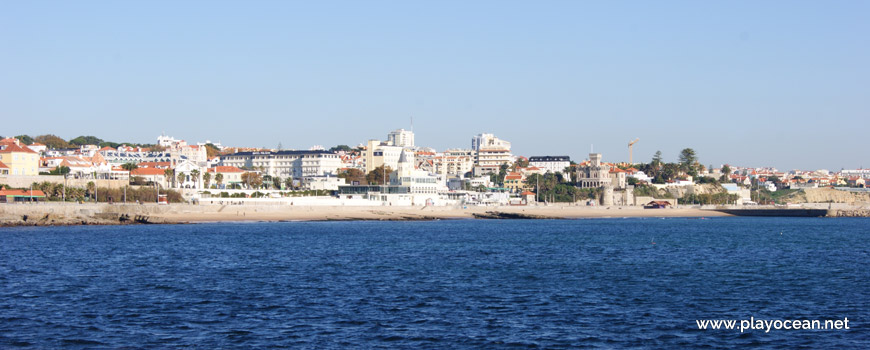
[1,1,868,170]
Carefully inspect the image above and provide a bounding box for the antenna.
[411,116,414,132]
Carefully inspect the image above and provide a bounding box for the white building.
[389,149,443,194]
[431,149,475,178]
[471,133,513,175]
[387,129,415,148]
[528,156,571,175]
[220,150,341,179]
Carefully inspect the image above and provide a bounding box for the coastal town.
[1,130,868,211]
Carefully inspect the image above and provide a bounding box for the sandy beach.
[0,203,732,226]
[152,205,731,223]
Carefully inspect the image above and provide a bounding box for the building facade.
[575,153,612,188]
[528,156,571,175]
[0,139,39,176]
[220,150,341,179]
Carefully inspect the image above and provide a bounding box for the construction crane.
[628,138,640,164]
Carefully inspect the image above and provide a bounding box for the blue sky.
[1,1,868,170]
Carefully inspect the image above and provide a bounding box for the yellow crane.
[628,138,640,164]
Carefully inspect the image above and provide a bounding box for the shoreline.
[0,203,732,227]
[3,203,867,227]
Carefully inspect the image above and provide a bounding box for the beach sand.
[153,205,730,223]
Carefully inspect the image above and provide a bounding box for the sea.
[1,217,868,349]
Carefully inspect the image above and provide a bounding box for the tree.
[512,158,529,170]
[121,162,138,172]
[177,172,186,188]
[69,136,104,146]
[329,145,353,153]
[190,169,201,189]
[721,164,732,182]
[679,148,699,177]
[284,177,294,190]
[366,165,393,185]
[215,173,224,188]
[49,166,71,175]
[34,134,70,149]
[204,143,221,158]
[14,135,34,145]
[338,168,366,184]
[652,150,663,165]
[164,168,175,188]
[272,176,282,190]
[203,172,212,188]
[241,172,263,189]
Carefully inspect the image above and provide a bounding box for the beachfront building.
[131,167,170,188]
[220,150,341,179]
[503,172,525,193]
[472,133,513,175]
[339,149,448,205]
[528,156,571,175]
[575,153,612,188]
[365,139,404,174]
[206,166,244,189]
[0,139,39,176]
[429,149,475,178]
[100,148,173,165]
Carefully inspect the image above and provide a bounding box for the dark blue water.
[1,218,868,349]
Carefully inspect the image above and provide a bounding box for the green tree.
[215,173,224,188]
[49,166,71,175]
[272,176,282,190]
[652,150,663,165]
[190,169,201,188]
[69,135,104,146]
[366,165,393,185]
[203,172,212,188]
[164,168,175,188]
[679,148,699,177]
[177,172,186,187]
[14,135,34,145]
[284,177,294,190]
[721,164,732,182]
[329,145,353,153]
[121,162,138,172]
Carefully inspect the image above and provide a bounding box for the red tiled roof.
[0,189,46,197]
[0,142,37,154]
[207,166,244,173]
[131,168,167,176]
[520,191,535,196]
[137,161,171,168]
[0,161,8,168]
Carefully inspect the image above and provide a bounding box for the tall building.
[387,129,415,148]
[365,139,404,174]
[471,133,513,175]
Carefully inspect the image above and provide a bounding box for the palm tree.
[164,168,175,188]
[121,162,138,172]
[203,172,212,189]
[177,172,186,188]
[190,169,201,189]
[215,173,224,188]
